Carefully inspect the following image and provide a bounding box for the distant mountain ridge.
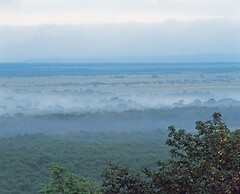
[20,53,240,63]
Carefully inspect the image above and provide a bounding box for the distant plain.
[1,63,240,136]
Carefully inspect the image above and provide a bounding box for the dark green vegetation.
[40,163,101,194]
[1,113,239,193]
[2,106,240,137]
[0,130,168,193]
[102,113,240,194]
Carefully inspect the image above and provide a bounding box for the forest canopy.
[1,113,239,193]
[102,113,240,194]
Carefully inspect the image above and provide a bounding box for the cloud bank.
[0,0,239,62]
[0,19,239,62]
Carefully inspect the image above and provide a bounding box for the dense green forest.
[41,113,240,194]
[1,113,239,193]
[0,130,169,193]
[101,113,240,193]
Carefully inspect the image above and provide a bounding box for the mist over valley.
[1,63,240,137]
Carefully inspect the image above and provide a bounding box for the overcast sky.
[0,0,239,62]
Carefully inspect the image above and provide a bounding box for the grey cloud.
[0,19,239,62]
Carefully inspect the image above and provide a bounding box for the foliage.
[102,113,240,193]
[0,131,168,193]
[40,163,100,194]
[2,112,239,193]
[102,162,152,194]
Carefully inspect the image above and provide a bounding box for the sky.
[0,0,239,62]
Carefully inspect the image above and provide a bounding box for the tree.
[41,163,100,194]
[102,113,240,193]
[102,162,151,194]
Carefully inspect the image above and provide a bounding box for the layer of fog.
[1,68,240,115]
[1,65,240,137]
[1,88,240,116]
